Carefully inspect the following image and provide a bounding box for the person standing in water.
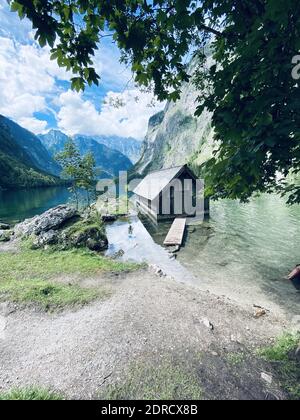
[128,224,133,238]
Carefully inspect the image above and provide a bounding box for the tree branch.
[198,23,225,38]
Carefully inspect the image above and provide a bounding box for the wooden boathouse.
[134,165,209,223]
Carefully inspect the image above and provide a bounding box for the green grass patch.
[0,387,63,400]
[0,278,103,311]
[0,246,140,310]
[1,246,139,280]
[259,333,299,362]
[226,352,245,367]
[101,359,203,400]
[259,333,300,400]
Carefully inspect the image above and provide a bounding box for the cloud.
[93,40,133,91]
[18,117,48,134]
[0,35,70,128]
[0,0,31,42]
[56,89,165,140]
[0,1,163,139]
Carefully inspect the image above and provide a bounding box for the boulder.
[33,230,60,248]
[102,215,117,223]
[14,205,78,237]
[0,223,10,230]
[0,230,11,242]
[61,221,108,252]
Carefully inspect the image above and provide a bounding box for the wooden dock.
[163,218,186,247]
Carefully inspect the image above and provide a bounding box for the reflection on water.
[0,187,71,224]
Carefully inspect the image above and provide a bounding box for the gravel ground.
[0,267,290,400]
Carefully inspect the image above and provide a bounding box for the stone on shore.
[0,222,10,230]
[14,205,78,237]
[12,205,108,252]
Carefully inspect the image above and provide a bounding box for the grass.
[226,352,245,367]
[100,358,203,400]
[0,279,103,311]
[259,333,300,400]
[0,245,140,310]
[2,245,139,280]
[0,387,63,400]
[259,333,300,362]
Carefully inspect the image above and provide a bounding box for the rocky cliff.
[135,61,215,176]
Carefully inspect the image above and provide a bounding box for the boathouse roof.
[133,165,196,201]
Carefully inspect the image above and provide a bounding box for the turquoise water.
[139,195,300,318]
[0,187,71,224]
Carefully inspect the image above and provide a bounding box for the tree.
[56,138,82,209]
[10,0,300,203]
[78,152,97,207]
[56,139,97,208]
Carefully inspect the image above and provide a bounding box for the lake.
[0,187,299,319]
[0,187,72,224]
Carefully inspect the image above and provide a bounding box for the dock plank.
[164,218,186,246]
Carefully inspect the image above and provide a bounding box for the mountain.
[92,135,141,164]
[134,59,215,176]
[0,115,61,190]
[39,130,133,178]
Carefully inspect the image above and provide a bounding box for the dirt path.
[0,268,290,400]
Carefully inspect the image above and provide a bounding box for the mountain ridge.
[39,130,133,179]
[0,115,61,190]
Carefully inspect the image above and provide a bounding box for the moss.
[0,387,63,400]
[0,230,11,242]
[100,358,203,400]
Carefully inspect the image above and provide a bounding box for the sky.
[0,0,165,139]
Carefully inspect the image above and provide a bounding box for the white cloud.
[0,0,31,42]
[0,35,70,128]
[56,89,165,140]
[0,1,163,139]
[18,117,48,134]
[93,40,133,90]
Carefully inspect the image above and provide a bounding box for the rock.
[102,215,117,223]
[201,318,214,331]
[0,223,10,230]
[295,345,300,361]
[33,230,60,247]
[254,308,267,319]
[62,223,108,252]
[261,372,273,385]
[149,264,166,277]
[0,230,11,242]
[14,205,78,237]
[86,237,108,252]
[111,249,125,259]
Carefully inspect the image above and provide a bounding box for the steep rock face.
[135,63,215,175]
